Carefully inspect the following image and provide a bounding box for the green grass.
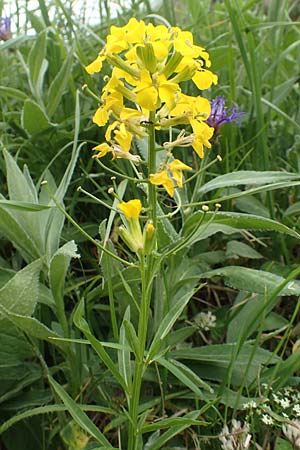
[0,0,300,449]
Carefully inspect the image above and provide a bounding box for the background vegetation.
[0,0,300,449]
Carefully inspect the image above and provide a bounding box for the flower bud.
[143,221,156,254]
[136,43,157,73]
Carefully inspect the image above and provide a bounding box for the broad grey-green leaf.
[22,99,52,135]
[3,149,37,204]
[172,344,279,385]
[183,211,300,242]
[0,206,41,262]
[28,29,47,101]
[198,171,300,194]
[0,323,33,366]
[226,240,263,259]
[0,304,66,351]
[199,266,300,296]
[0,362,41,404]
[0,259,42,316]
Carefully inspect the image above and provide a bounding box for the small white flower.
[280,398,290,409]
[293,405,300,416]
[261,414,274,425]
[195,311,217,331]
[272,393,280,404]
[243,400,257,409]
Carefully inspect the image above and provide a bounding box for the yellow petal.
[136,87,158,110]
[85,56,103,74]
[192,69,218,90]
[114,124,133,152]
[92,143,110,158]
[169,159,192,171]
[93,107,109,127]
[118,199,142,220]
[169,160,192,188]
[149,171,174,197]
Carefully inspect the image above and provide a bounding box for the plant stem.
[148,111,157,228]
[128,257,151,450]
[128,111,157,450]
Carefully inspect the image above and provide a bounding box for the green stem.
[148,111,157,228]
[128,257,151,450]
[128,111,157,450]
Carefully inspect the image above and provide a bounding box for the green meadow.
[0,0,300,449]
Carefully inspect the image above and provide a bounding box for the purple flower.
[0,17,11,41]
[207,96,245,130]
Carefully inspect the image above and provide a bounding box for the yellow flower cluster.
[86,18,217,197]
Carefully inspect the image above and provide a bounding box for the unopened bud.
[143,221,156,254]
[108,187,114,194]
[202,205,209,212]
[217,154,222,161]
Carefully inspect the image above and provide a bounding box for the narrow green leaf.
[0,86,27,101]
[0,199,52,211]
[47,52,73,117]
[0,404,115,435]
[73,300,128,392]
[48,376,112,447]
[148,284,205,360]
[145,410,200,450]
[118,307,132,393]
[141,415,204,433]
[157,357,203,397]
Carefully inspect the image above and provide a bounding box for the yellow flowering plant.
[77,17,223,450]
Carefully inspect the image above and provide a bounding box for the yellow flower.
[169,159,192,187]
[105,121,133,152]
[134,70,180,111]
[118,198,144,254]
[170,92,211,120]
[150,159,192,197]
[190,120,214,158]
[171,27,204,59]
[135,69,158,110]
[118,199,142,220]
[149,170,174,197]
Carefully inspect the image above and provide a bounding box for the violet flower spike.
[207,95,245,130]
[0,17,11,41]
